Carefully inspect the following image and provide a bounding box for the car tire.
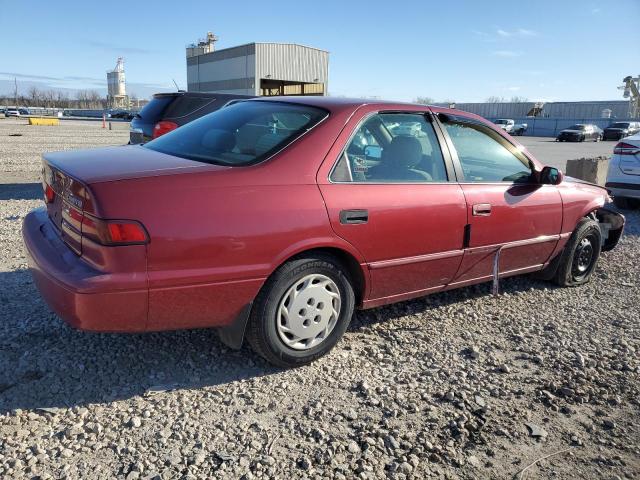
[246,254,355,368]
[553,217,601,287]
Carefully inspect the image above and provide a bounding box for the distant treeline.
[0,87,142,109]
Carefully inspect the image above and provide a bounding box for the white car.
[494,118,528,136]
[5,108,20,117]
[605,133,640,208]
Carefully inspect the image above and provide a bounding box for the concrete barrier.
[565,156,609,186]
[28,117,60,126]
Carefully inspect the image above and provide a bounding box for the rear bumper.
[22,208,149,332]
[23,208,265,335]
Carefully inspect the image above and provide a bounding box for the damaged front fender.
[596,206,625,252]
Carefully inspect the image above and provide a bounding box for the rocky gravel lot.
[0,119,639,479]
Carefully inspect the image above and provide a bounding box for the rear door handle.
[472,203,492,216]
[340,209,368,224]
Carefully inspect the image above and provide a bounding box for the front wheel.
[553,218,601,287]
[246,254,355,367]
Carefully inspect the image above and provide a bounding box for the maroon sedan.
[23,97,624,367]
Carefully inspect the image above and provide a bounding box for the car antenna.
[172,78,180,91]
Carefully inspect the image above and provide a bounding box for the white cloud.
[516,28,537,36]
[495,28,538,38]
[492,50,522,57]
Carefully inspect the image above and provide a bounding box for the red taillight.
[614,142,640,155]
[80,214,148,246]
[152,121,178,139]
[107,222,147,243]
[44,184,55,203]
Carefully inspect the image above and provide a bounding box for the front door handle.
[472,203,492,216]
[340,209,368,224]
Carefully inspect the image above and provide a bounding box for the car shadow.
[0,269,284,414]
[0,182,42,201]
[0,267,560,414]
[347,274,559,332]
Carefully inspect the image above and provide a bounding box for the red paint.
[22,97,614,334]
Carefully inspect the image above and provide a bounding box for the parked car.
[605,133,640,209]
[603,121,640,141]
[108,110,136,120]
[556,124,603,142]
[494,118,528,136]
[19,108,30,115]
[5,108,20,117]
[23,98,624,367]
[129,91,253,144]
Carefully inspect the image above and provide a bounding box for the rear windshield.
[609,122,630,128]
[137,95,174,119]
[164,96,214,118]
[568,125,586,130]
[145,101,328,166]
[494,119,509,124]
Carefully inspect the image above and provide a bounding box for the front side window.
[330,113,448,183]
[145,101,327,166]
[441,118,532,183]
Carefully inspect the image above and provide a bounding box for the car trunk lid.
[44,145,222,184]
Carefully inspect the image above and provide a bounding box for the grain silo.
[107,57,129,108]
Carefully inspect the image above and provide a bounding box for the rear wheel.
[246,254,355,367]
[553,218,601,287]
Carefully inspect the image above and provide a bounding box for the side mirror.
[540,166,563,185]
[364,145,382,160]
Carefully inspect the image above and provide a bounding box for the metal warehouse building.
[186,34,329,96]
[445,100,634,119]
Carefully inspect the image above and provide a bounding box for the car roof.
[249,95,485,121]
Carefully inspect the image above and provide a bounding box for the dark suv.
[129,91,253,144]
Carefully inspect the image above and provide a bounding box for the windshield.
[567,125,585,130]
[609,123,629,129]
[145,101,328,166]
[494,119,509,125]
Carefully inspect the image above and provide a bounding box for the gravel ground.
[0,117,129,183]
[0,119,639,479]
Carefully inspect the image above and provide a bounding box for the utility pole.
[13,77,18,107]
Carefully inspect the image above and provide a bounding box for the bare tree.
[88,90,101,109]
[509,96,529,103]
[414,96,434,105]
[56,91,69,109]
[27,87,40,107]
[485,96,505,103]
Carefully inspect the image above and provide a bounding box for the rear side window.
[145,101,327,166]
[441,118,532,183]
[138,96,173,119]
[331,113,448,183]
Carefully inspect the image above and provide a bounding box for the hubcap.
[276,274,341,350]
[572,236,595,279]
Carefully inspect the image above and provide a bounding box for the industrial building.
[106,57,129,108]
[444,100,635,120]
[186,32,329,96]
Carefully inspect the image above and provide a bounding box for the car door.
[318,110,467,304]
[435,112,562,286]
